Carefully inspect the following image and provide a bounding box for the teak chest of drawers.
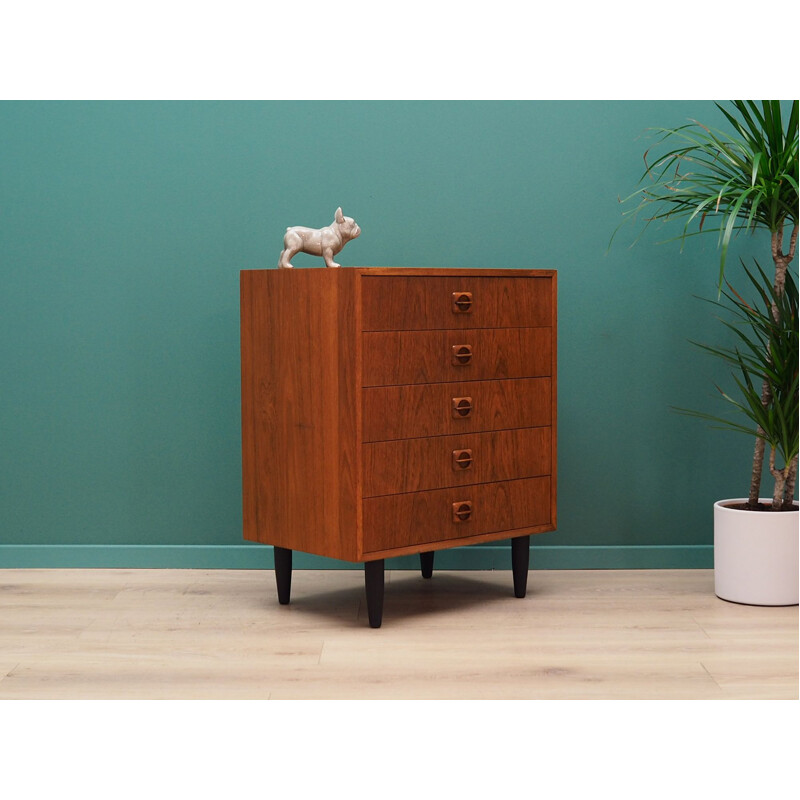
[240,267,557,626]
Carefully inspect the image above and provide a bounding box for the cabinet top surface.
[241,267,556,278]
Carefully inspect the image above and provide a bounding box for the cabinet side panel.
[244,269,351,560]
[551,273,558,529]
[240,272,259,543]
[337,270,360,561]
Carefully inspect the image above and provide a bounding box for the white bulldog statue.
[278,207,361,269]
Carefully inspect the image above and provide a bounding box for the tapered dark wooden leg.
[364,559,385,628]
[511,535,530,598]
[274,546,292,605]
[420,550,434,579]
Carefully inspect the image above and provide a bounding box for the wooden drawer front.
[363,377,551,442]
[363,476,551,552]
[363,427,551,497]
[363,327,551,387]
[361,276,552,331]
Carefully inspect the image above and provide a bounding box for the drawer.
[363,327,551,387]
[363,427,551,497]
[361,276,553,331]
[363,476,551,553]
[362,377,552,442]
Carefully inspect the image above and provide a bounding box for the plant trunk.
[749,225,797,509]
[771,223,796,304]
[783,456,798,509]
[748,434,766,507]
[770,447,788,510]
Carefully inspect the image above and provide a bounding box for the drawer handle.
[452,448,473,470]
[451,396,473,418]
[452,292,473,313]
[452,501,473,523]
[451,344,473,365]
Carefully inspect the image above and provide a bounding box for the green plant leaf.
[615,100,799,286]
[682,258,799,466]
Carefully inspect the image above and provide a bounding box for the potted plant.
[616,100,798,605]
[690,263,798,604]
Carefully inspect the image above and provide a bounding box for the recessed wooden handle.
[452,501,472,523]
[451,344,473,365]
[451,396,473,418]
[452,448,473,470]
[452,292,473,313]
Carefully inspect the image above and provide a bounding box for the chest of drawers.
[240,267,557,626]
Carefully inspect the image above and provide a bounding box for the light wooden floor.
[0,568,796,699]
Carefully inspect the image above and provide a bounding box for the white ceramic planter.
[714,498,799,606]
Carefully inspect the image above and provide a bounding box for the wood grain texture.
[362,327,552,386]
[362,377,552,442]
[340,269,362,554]
[240,275,258,552]
[363,427,551,497]
[550,272,558,529]
[240,269,359,561]
[361,275,553,330]
[357,268,558,277]
[363,476,550,553]
[242,267,556,566]
[1,569,794,699]
[359,522,558,561]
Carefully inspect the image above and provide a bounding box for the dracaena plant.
[677,262,798,509]
[615,100,799,509]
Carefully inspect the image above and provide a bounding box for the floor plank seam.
[699,661,723,691]
[692,617,713,639]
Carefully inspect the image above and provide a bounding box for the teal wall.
[0,101,778,568]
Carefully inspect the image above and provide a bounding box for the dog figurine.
[278,207,361,269]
